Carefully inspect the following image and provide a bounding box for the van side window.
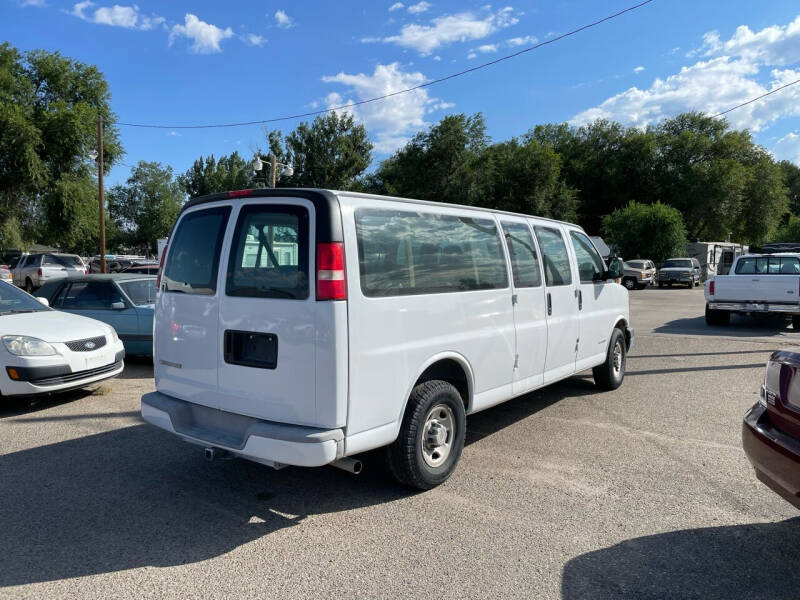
[533,227,572,286]
[226,204,309,300]
[569,231,606,283]
[355,208,508,297]
[501,222,541,287]
[163,206,231,295]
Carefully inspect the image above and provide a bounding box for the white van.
[142,189,632,489]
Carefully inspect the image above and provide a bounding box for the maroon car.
[743,350,800,509]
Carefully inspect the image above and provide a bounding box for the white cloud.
[372,6,518,55]
[322,62,453,153]
[467,52,477,60]
[20,0,46,7]
[633,66,645,74]
[242,33,266,47]
[70,1,164,30]
[506,35,536,46]
[169,14,233,54]
[274,9,293,29]
[476,44,497,53]
[389,2,404,11]
[407,1,431,14]
[773,131,800,163]
[572,15,800,132]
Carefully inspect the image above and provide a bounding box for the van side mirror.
[606,257,624,280]
[110,301,126,310]
[36,296,49,307]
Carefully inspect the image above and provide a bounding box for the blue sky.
[4,0,800,186]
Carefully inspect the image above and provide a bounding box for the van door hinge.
[511,293,518,305]
[513,354,519,369]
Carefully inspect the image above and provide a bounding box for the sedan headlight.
[107,327,119,344]
[2,335,57,356]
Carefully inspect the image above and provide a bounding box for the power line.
[711,78,800,118]
[117,0,656,130]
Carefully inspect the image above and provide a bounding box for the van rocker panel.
[141,391,343,467]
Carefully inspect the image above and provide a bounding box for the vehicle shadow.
[465,376,598,445]
[561,518,800,599]
[0,424,412,587]
[654,315,794,338]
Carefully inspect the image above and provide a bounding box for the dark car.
[121,263,160,275]
[743,349,800,509]
[35,274,156,357]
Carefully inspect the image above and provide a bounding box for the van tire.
[792,315,800,330]
[387,380,466,490]
[593,328,626,391]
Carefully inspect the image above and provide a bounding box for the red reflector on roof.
[228,189,253,198]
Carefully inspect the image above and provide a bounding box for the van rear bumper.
[141,391,343,467]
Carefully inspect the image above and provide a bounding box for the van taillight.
[37,268,42,276]
[709,280,714,295]
[316,242,346,300]
[156,244,168,288]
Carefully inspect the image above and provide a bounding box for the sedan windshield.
[119,279,157,305]
[0,282,49,314]
[663,260,692,269]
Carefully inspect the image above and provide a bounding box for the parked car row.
[620,257,703,290]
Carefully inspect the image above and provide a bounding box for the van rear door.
[155,205,232,409]
[216,200,320,427]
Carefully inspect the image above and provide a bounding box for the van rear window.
[355,208,508,297]
[163,206,231,295]
[226,204,309,299]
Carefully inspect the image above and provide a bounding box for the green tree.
[528,120,658,233]
[267,112,372,189]
[368,113,487,203]
[108,161,183,254]
[770,214,800,243]
[473,137,578,221]
[178,151,254,198]
[779,160,800,217]
[0,43,122,250]
[602,201,687,263]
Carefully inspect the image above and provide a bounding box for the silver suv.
[12,253,86,293]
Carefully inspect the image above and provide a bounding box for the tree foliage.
[178,151,254,198]
[0,42,121,251]
[108,161,183,254]
[603,202,687,263]
[266,112,372,189]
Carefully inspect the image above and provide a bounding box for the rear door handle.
[547,292,552,316]
[578,290,583,310]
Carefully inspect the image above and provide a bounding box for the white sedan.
[0,281,125,398]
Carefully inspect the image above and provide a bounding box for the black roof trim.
[180,188,343,243]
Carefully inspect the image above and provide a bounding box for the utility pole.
[97,116,107,274]
[270,154,278,188]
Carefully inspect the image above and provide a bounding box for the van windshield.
[663,260,692,269]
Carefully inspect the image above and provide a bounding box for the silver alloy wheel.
[421,403,455,468]
[612,339,624,377]
[623,278,635,290]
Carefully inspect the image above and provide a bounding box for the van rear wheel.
[387,380,466,490]
[593,328,626,391]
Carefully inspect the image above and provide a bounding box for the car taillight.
[156,244,168,288]
[316,242,346,300]
[37,268,42,276]
[709,280,715,295]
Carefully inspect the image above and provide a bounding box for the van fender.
[611,314,633,351]
[396,351,475,425]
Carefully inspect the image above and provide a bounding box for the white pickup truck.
[704,253,800,327]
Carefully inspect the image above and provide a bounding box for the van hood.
[0,310,112,342]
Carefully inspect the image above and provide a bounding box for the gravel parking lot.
[2,287,799,599]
